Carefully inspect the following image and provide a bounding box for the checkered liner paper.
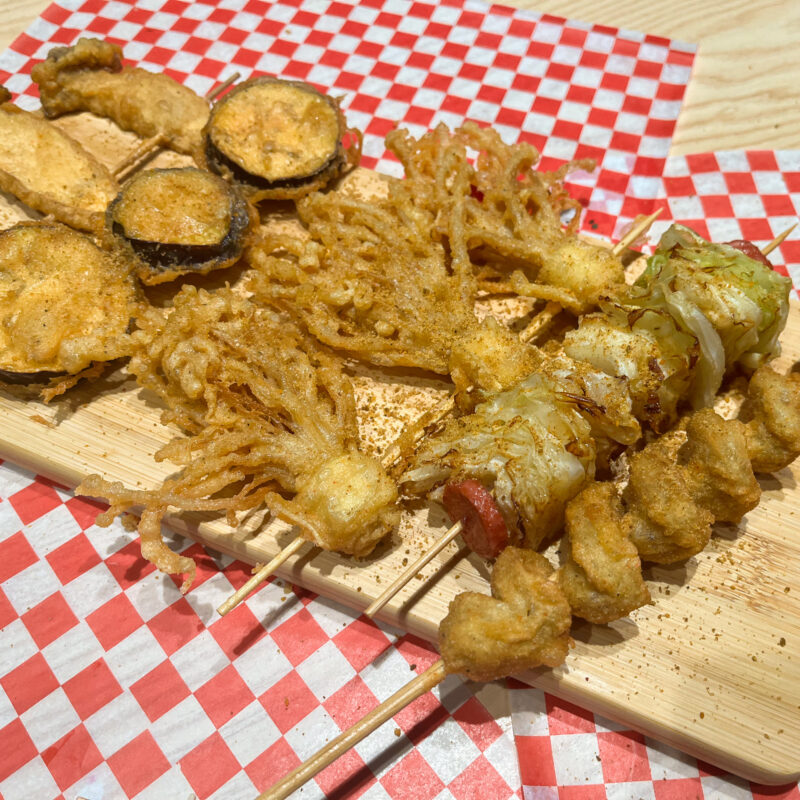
[0,0,799,798]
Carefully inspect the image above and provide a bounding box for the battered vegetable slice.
[203,77,353,200]
[106,167,256,284]
[32,38,209,159]
[0,221,135,390]
[0,96,117,231]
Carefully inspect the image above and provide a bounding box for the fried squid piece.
[439,548,572,681]
[203,77,357,201]
[78,286,399,590]
[564,225,792,431]
[559,483,650,624]
[0,222,136,396]
[32,38,209,159]
[106,167,256,284]
[0,96,117,231]
[740,366,800,473]
[387,122,624,314]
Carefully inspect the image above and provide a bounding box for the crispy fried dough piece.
[0,222,135,390]
[32,38,209,159]
[106,167,257,284]
[439,548,572,681]
[559,483,650,624]
[203,77,356,201]
[740,366,800,473]
[387,123,624,314]
[0,99,118,231]
[78,286,398,590]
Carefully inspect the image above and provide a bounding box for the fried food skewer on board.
[111,73,241,180]
[78,286,400,591]
[0,88,118,232]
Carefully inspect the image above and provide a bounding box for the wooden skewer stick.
[206,71,240,102]
[217,536,305,616]
[364,520,463,618]
[111,72,241,179]
[763,223,797,255]
[256,659,448,800]
[518,208,664,345]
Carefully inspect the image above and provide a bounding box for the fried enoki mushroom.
[78,286,399,590]
[203,77,359,201]
[32,38,209,160]
[0,221,136,399]
[106,167,257,285]
[559,366,800,624]
[0,90,118,231]
[438,547,572,682]
[386,122,625,314]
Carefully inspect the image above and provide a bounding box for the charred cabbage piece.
[0,222,135,383]
[0,97,118,232]
[203,77,349,200]
[106,167,256,285]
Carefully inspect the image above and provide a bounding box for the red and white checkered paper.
[1,0,794,799]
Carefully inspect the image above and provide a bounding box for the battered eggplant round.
[0,222,136,384]
[203,77,348,200]
[107,167,256,285]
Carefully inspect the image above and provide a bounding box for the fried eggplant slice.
[32,38,209,159]
[0,97,117,232]
[106,167,256,285]
[0,222,136,387]
[203,77,350,200]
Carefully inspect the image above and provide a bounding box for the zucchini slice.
[203,77,348,200]
[0,222,136,383]
[106,167,256,285]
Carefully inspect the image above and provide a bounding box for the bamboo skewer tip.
[763,223,797,255]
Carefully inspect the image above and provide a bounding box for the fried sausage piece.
[559,483,650,624]
[32,38,209,159]
[439,548,572,681]
[0,96,117,231]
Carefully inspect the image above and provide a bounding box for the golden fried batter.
[0,102,117,231]
[79,286,398,590]
[560,483,650,624]
[439,548,572,681]
[740,366,800,473]
[32,38,209,159]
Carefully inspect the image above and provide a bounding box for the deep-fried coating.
[439,547,572,681]
[32,38,209,159]
[0,222,135,390]
[0,100,118,231]
[740,366,800,473]
[79,286,399,590]
[559,483,650,624]
[386,123,624,314]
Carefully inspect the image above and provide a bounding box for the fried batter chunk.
[32,38,209,159]
[439,548,572,681]
[740,366,800,473]
[0,99,117,231]
[78,286,399,590]
[559,483,650,624]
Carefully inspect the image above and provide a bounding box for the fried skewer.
[111,72,240,180]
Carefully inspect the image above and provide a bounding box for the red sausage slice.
[725,239,773,268]
[442,479,509,559]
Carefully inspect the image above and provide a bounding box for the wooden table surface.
[0,0,798,156]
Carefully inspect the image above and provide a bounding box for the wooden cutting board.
[1,112,799,785]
